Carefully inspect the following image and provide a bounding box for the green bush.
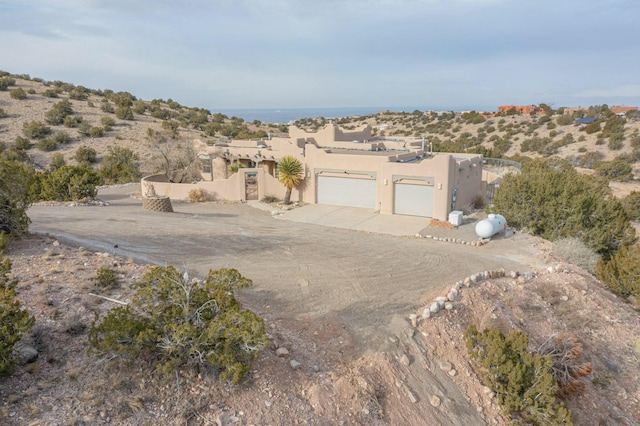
[621,191,640,221]
[42,89,59,98]
[0,77,16,90]
[464,325,572,425]
[63,115,83,128]
[100,116,116,129]
[49,153,66,171]
[115,106,134,120]
[594,160,633,181]
[585,121,601,134]
[596,245,640,298]
[0,159,34,236]
[51,131,71,145]
[89,126,104,138]
[77,122,91,137]
[93,267,118,290]
[22,121,52,139]
[35,138,58,152]
[68,87,89,100]
[14,136,30,151]
[101,100,114,113]
[9,88,27,100]
[75,145,97,164]
[491,159,635,255]
[44,99,74,125]
[99,146,140,184]
[0,257,35,375]
[132,100,147,114]
[88,266,268,383]
[33,165,101,201]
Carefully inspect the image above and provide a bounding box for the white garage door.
[317,176,376,209]
[394,183,434,217]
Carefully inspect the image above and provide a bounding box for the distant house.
[610,106,638,116]
[576,117,597,125]
[142,124,492,221]
[497,105,543,115]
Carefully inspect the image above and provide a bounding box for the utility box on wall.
[448,210,463,227]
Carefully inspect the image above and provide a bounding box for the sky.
[1,0,639,112]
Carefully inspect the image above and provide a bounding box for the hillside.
[2,73,640,193]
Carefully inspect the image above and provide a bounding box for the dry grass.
[551,237,600,274]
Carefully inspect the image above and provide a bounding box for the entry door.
[245,172,258,200]
[394,183,434,217]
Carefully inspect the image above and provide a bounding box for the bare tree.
[146,128,202,183]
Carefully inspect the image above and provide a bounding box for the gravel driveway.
[28,185,539,352]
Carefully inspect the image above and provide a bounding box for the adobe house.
[141,124,485,221]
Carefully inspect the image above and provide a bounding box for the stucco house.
[141,124,486,222]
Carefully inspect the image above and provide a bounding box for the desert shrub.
[9,88,27,100]
[596,244,640,298]
[77,122,91,137]
[188,188,210,203]
[44,99,74,125]
[551,237,600,274]
[33,165,101,201]
[621,191,640,221]
[0,77,16,90]
[93,267,118,290]
[22,121,51,139]
[132,100,147,114]
[51,131,71,145]
[99,146,140,184]
[0,257,35,375]
[35,138,58,152]
[557,115,573,126]
[101,100,114,113]
[14,136,30,151]
[491,159,635,255]
[0,159,34,236]
[75,145,97,164]
[0,108,6,118]
[535,334,592,397]
[115,106,134,120]
[88,266,268,383]
[607,133,624,150]
[68,87,89,100]
[261,195,280,203]
[89,126,104,138]
[594,160,633,181]
[584,121,601,134]
[42,89,59,98]
[150,108,172,120]
[464,325,572,424]
[100,116,115,130]
[578,135,586,142]
[49,153,66,171]
[63,115,83,128]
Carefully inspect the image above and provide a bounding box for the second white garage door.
[316,176,376,209]
[394,183,434,217]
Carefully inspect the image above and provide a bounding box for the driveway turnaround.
[28,185,539,352]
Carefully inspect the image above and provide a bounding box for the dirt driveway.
[28,185,542,355]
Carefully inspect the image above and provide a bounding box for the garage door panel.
[394,183,433,217]
[317,176,376,209]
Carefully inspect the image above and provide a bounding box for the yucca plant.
[276,155,303,204]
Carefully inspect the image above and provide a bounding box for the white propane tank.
[475,214,507,239]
